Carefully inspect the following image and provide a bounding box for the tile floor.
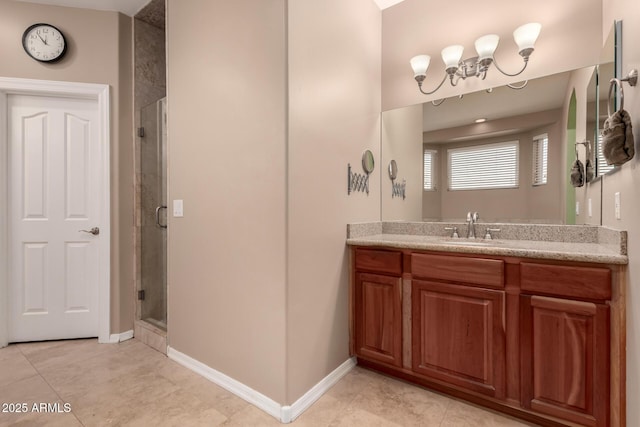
[0,338,536,426]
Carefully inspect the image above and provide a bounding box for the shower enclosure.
[138,97,167,331]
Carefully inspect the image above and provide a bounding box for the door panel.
[65,113,91,219]
[355,272,402,367]
[8,94,101,342]
[521,295,609,426]
[23,242,48,314]
[412,280,506,398]
[22,112,48,219]
[65,242,91,312]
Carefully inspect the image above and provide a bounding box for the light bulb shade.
[513,23,541,52]
[441,45,464,69]
[475,34,499,60]
[410,54,431,77]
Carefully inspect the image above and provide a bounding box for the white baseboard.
[282,357,356,423]
[167,346,356,423]
[168,346,282,420]
[108,329,134,343]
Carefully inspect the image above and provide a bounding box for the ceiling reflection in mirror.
[421,74,568,135]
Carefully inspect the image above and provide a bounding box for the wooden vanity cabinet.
[350,248,621,427]
[353,249,403,367]
[520,263,612,427]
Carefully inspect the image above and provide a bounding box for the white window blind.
[423,149,436,190]
[596,133,615,176]
[532,133,548,186]
[447,141,519,190]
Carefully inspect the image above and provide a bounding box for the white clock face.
[23,24,66,62]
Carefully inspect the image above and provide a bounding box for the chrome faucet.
[466,211,479,238]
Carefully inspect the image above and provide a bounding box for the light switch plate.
[614,192,621,219]
[576,201,580,215]
[173,199,184,217]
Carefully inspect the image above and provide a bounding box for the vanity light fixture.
[474,118,487,123]
[410,23,542,95]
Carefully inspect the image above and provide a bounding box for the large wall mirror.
[381,22,621,226]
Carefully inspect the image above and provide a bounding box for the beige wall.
[286,0,381,403]
[601,0,640,423]
[422,188,441,222]
[166,0,288,403]
[167,0,381,405]
[381,104,422,221]
[0,0,134,334]
[382,0,602,111]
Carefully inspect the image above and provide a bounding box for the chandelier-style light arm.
[507,80,528,90]
[492,55,530,77]
[416,73,449,95]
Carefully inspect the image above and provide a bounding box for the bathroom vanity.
[347,222,627,427]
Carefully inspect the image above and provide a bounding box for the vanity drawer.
[411,253,504,289]
[521,262,611,300]
[355,248,402,275]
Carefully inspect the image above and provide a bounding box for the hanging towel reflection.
[570,158,584,188]
[602,109,635,166]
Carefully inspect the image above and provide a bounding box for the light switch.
[173,199,184,217]
[614,192,621,220]
[575,201,580,215]
[588,198,592,217]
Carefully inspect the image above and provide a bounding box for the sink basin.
[441,240,493,246]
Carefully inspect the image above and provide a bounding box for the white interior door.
[8,94,102,342]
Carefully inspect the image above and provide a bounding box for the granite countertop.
[347,222,628,265]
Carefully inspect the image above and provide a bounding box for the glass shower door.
[139,98,167,330]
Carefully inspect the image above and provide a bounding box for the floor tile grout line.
[18,340,136,427]
[0,372,40,390]
[8,343,87,426]
[438,393,453,427]
[25,339,230,426]
[20,338,119,368]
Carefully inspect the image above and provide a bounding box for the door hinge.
[138,290,145,301]
[137,127,145,138]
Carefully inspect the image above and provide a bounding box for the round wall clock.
[22,23,67,63]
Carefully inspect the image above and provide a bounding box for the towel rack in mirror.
[608,69,637,116]
[575,140,591,159]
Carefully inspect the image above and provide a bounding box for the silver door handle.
[156,206,167,229]
[79,227,100,236]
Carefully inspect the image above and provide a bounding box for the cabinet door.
[354,272,402,367]
[412,280,506,398]
[521,295,609,427]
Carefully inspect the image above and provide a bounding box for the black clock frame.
[22,23,67,63]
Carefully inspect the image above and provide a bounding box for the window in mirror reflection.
[447,141,519,190]
[532,133,548,186]
[423,149,437,191]
[596,133,615,175]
